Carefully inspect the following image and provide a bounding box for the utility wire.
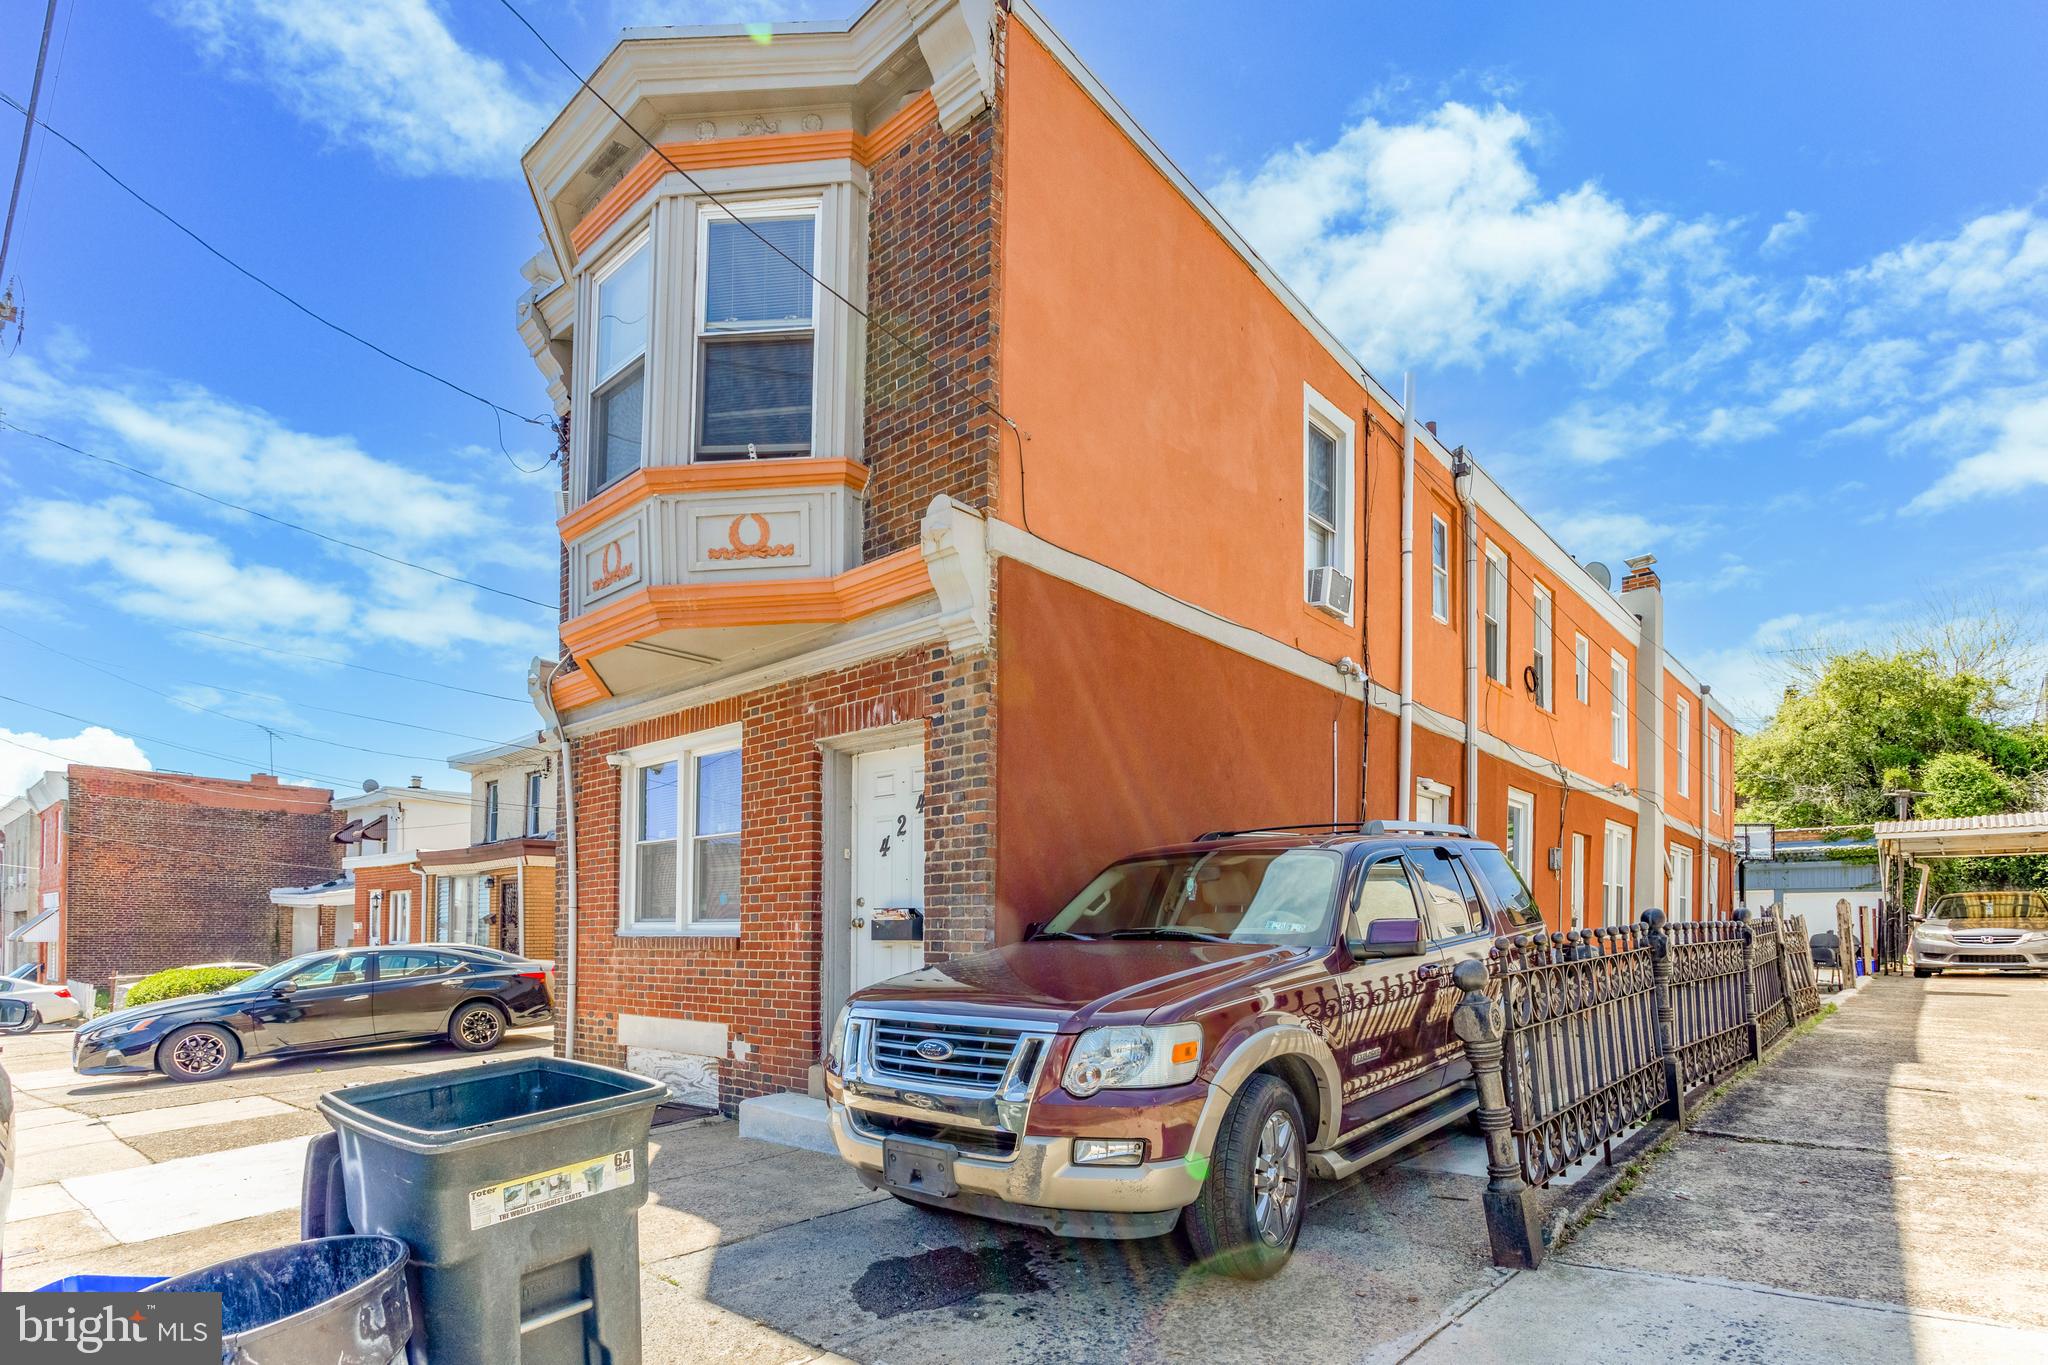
[0,88,556,465]
[0,2,58,286]
[164,628,533,705]
[0,419,557,613]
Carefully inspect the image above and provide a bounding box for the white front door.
[292,905,319,955]
[1569,833,1588,930]
[851,744,925,994]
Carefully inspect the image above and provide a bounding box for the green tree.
[1917,752,2021,819]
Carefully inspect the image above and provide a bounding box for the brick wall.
[562,639,995,1104]
[355,863,426,943]
[861,98,1004,558]
[64,768,342,990]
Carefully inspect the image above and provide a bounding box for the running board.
[1308,1089,1478,1180]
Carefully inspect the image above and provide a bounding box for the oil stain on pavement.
[850,1241,1048,1319]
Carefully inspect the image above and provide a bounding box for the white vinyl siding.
[1675,698,1692,798]
[1532,583,1554,710]
[1484,545,1508,683]
[1610,651,1629,767]
[621,725,743,934]
[1430,515,1450,622]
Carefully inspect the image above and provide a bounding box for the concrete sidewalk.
[1383,974,2048,1362]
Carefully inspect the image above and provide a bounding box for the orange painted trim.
[568,94,939,257]
[561,547,931,660]
[551,668,611,713]
[855,92,939,163]
[560,458,871,541]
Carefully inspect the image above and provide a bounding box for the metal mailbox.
[870,905,924,942]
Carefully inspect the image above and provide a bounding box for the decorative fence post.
[1449,957,1546,1269]
[1643,908,1684,1123]
[1775,916,1799,1036]
[1736,907,1764,1061]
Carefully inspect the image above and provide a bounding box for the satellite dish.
[1586,562,1613,590]
[362,779,381,793]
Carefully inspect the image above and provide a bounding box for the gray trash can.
[154,1234,412,1364]
[315,1058,667,1365]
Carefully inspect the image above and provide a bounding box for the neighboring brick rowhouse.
[356,863,426,943]
[563,639,996,1104]
[63,768,342,989]
[861,97,1003,558]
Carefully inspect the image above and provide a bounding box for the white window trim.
[1675,698,1692,798]
[1574,634,1590,705]
[1668,843,1694,921]
[1707,853,1722,917]
[1603,820,1633,927]
[617,722,744,937]
[1415,776,1453,825]
[1429,514,1450,624]
[1609,650,1629,767]
[584,227,654,497]
[391,889,413,945]
[1506,787,1537,882]
[1300,384,1357,623]
[1569,832,1588,930]
[1483,542,1509,683]
[692,196,824,462]
[1531,581,1554,711]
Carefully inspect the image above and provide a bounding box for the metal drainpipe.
[1398,374,1418,820]
[1701,682,1714,915]
[1455,450,1480,829]
[534,660,578,1059]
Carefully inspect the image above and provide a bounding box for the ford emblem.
[914,1038,955,1062]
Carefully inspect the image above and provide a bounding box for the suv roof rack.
[1193,820,1475,842]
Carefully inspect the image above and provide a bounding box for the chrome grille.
[1955,931,2023,945]
[867,1016,1026,1091]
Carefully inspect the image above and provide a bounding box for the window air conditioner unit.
[1306,566,1353,617]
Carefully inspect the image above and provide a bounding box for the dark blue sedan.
[73,945,555,1081]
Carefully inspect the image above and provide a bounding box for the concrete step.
[736,1091,835,1155]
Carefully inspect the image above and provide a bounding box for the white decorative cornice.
[919,495,992,654]
[915,0,995,132]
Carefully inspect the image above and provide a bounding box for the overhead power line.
[0,419,556,613]
[0,87,556,466]
[165,628,533,705]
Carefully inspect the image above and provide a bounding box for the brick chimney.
[1620,554,1660,593]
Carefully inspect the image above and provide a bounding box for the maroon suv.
[826,821,1545,1277]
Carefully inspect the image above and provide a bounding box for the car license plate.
[882,1136,959,1199]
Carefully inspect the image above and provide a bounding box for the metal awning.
[6,906,59,943]
[1873,810,2048,860]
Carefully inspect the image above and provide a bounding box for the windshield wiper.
[1028,929,1095,942]
[1105,927,1232,943]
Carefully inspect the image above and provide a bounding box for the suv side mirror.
[1349,918,1425,961]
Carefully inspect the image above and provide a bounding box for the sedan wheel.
[450,1003,506,1053]
[161,1025,237,1081]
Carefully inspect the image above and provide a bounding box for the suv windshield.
[1039,849,1343,946]
[1928,891,2048,927]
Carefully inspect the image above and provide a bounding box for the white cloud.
[609,1,845,25]
[1906,392,2048,513]
[1541,507,1708,564]
[162,0,552,177]
[1210,102,1666,371]
[1760,210,1812,258]
[1544,400,1675,464]
[0,727,153,803]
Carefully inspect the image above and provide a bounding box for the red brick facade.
[61,768,342,990]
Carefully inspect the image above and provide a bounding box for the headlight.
[828,1006,851,1069]
[1918,920,1951,937]
[1061,1023,1203,1097]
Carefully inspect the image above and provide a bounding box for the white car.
[0,976,86,1031]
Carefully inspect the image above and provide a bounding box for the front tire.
[159,1024,238,1081]
[449,1001,507,1053]
[1179,1074,1305,1279]
[1914,967,1937,978]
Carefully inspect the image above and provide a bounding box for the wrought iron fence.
[1451,905,1826,1268]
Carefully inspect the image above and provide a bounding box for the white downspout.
[1455,451,1480,829]
[1397,374,1418,820]
[1699,683,1713,916]
[534,660,579,1059]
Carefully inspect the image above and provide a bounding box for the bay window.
[697,207,817,459]
[590,237,650,496]
[622,725,743,933]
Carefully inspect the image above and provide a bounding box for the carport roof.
[1873,809,2048,859]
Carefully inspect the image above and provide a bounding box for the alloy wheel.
[459,1007,502,1047]
[1251,1110,1301,1246]
[173,1031,227,1076]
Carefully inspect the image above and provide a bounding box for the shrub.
[125,966,258,1008]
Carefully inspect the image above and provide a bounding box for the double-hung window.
[697,206,817,460]
[1610,652,1629,766]
[1574,635,1590,704]
[1668,844,1694,920]
[1430,515,1450,622]
[1505,788,1536,882]
[524,771,545,836]
[1304,425,1339,575]
[624,726,742,933]
[483,781,500,843]
[1676,698,1692,797]
[1709,724,1724,814]
[590,238,651,496]
[1483,545,1508,682]
[1532,583,1554,709]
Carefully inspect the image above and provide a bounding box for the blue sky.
[1,0,2044,801]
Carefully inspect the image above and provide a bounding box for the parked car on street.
[1913,889,2048,976]
[73,944,554,1082]
[0,975,86,1032]
[827,821,1544,1278]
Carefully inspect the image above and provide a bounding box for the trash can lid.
[319,1056,669,1153]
